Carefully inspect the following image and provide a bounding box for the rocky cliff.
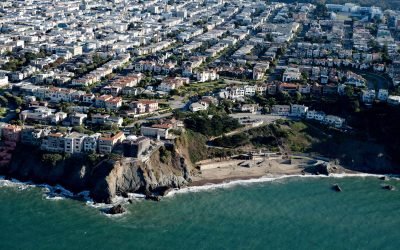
[0,140,193,203]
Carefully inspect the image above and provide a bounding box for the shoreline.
[189,157,343,186]
[165,171,394,198]
[164,156,399,197]
[1,154,397,200]
[0,170,397,217]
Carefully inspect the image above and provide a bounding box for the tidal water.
[0,176,399,250]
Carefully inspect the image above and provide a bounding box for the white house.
[361,89,376,103]
[196,69,219,83]
[290,104,308,117]
[306,110,326,121]
[388,95,400,105]
[324,115,345,128]
[64,132,87,154]
[282,67,301,82]
[189,102,208,112]
[377,89,388,101]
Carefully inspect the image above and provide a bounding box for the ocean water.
[0,175,400,250]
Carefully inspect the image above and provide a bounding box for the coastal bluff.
[0,143,192,203]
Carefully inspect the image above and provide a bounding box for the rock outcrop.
[105,204,125,215]
[90,144,191,203]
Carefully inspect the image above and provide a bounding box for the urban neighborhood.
[0,0,400,197]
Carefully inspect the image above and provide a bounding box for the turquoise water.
[0,176,400,250]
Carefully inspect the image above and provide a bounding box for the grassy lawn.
[282,120,328,153]
[181,80,227,96]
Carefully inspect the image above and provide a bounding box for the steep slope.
[1,141,193,203]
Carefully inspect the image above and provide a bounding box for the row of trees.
[184,112,242,137]
[2,50,52,72]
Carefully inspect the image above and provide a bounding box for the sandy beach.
[190,156,350,186]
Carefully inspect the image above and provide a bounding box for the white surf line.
[166,173,397,197]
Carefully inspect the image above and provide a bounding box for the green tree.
[42,153,63,167]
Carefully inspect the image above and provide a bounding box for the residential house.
[278,83,298,94]
[21,128,49,146]
[130,100,159,114]
[158,77,189,92]
[290,104,308,117]
[41,133,65,153]
[306,110,326,121]
[196,69,219,82]
[2,125,22,142]
[189,102,208,112]
[362,89,376,104]
[83,133,101,153]
[141,123,172,140]
[70,113,88,126]
[388,95,400,105]
[98,132,126,154]
[64,132,87,154]
[271,105,291,115]
[241,104,259,114]
[324,115,345,128]
[377,89,389,101]
[282,67,301,82]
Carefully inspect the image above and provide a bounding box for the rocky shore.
[0,138,388,206]
[0,144,192,204]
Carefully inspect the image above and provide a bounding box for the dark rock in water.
[153,186,173,196]
[332,184,342,192]
[121,192,129,198]
[382,185,395,191]
[73,193,86,202]
[54,188,62,194]
[145,194,161,202]
[144,190,161,201]
[106,204,125,215]
[379,176,389,181]
[127,199,133,204]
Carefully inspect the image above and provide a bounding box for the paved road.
[229,113,287,123]
[221,77,254,85]
[123,112,173,128]
[361,72,391,90]
[207,113,287,141]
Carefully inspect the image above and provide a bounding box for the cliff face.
[1,141,193,203]
[90,144,192,203]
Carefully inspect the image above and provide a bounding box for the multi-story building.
[41,133,65,153]
[98,132,126,154]
[122,136,151,158]
[130,100,159,114]
[290,104,309,117]
[64,132,87,154]
[271,105,291,115]
[21,127,49,146]
[306,110,326,121]
[2,125,22,142]
[83,133,101,153]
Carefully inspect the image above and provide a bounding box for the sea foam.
[165,172,392,197]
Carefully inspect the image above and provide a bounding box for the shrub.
[41,153,63,167]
